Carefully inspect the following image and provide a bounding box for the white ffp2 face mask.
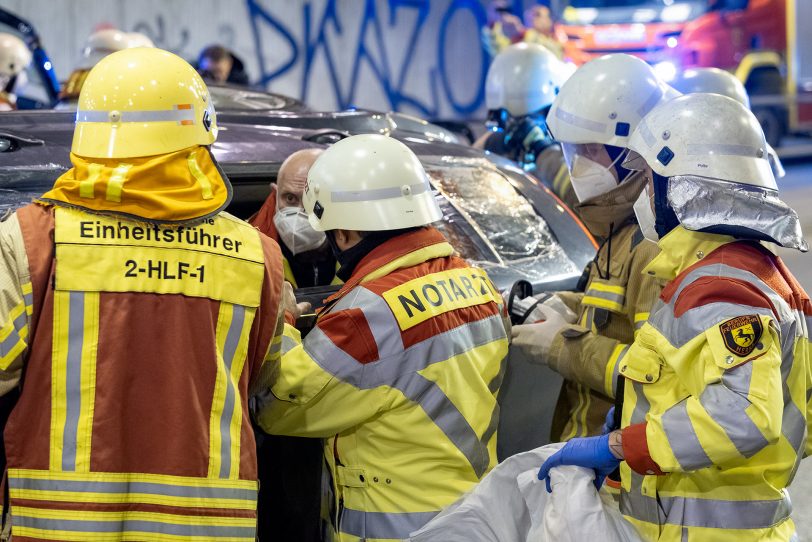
[569,155,620,203]
[633,188,659,242]
[273,207,327,255]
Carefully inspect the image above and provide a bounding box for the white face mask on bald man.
[272,148,327,255]
[274,207,326,255]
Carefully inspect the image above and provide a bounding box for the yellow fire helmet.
[72,47,217,159]
[42,47,230,223]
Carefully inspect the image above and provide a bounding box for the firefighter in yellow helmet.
[0,48,285,540]
[539,93,810,542]
[254,134,510,541]
[0,33,32,111]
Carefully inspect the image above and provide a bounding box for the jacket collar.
[248,187,280,241]
[323,227,453,305]
[643,226,734,281]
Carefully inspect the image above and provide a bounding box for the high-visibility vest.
[619,227,811,542]
[5,203,283,542]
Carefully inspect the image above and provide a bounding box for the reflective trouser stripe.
[79,163,103,199]
[621,490,792,530]
[340,508,438,540]
[8,470,258,509]
[50,291,100,472]
[208,303,255,480]
[605,344,629,398]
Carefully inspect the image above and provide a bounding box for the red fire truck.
[555,0,812,148]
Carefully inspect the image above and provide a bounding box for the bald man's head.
[276,148,324,209]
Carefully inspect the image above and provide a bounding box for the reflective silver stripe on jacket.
[217,304,246,479]
[8,476,258,501]
[649,262,794,348]
[306,285,507,476]
[583,288,625,307]
[621,490,792,530]
[0,309,28,361]
[340,508,438,540]
[62,291,86,471]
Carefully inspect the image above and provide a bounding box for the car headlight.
[653,61,678,82]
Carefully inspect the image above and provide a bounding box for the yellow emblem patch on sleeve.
[719,314,763,357]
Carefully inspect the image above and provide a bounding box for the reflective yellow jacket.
[618,227,811,542]
[254,227,510,542]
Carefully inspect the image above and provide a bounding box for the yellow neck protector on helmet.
[40,146,232,223]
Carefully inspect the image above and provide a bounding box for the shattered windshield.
[424,157,578,282]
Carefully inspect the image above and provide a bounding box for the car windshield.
[424,157,578,281]
[559,0,709,25]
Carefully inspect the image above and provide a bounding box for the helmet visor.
[561,142,615,173]
[621,150,649,172]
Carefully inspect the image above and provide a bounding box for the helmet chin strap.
[652,172,680,239]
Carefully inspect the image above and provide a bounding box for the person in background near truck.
[253,134,510,542]
[249,148,338,542]
[539,92,811,542]
[511,54,676,446]
[670,66,786,179]
[59,28,154,102]
[476,42,576,209]
[0,48,287,541]
[0,33,32,111]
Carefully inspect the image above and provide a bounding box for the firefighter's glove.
[537,434,620,493]
[504,116,551,163]
[510,305,568,363]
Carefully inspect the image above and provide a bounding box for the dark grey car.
[0,104,595,455]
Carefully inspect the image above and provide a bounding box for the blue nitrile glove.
[537,434,620,492]
[602,406,616,435]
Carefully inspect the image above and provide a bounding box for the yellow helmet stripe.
[76,106,195,124]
